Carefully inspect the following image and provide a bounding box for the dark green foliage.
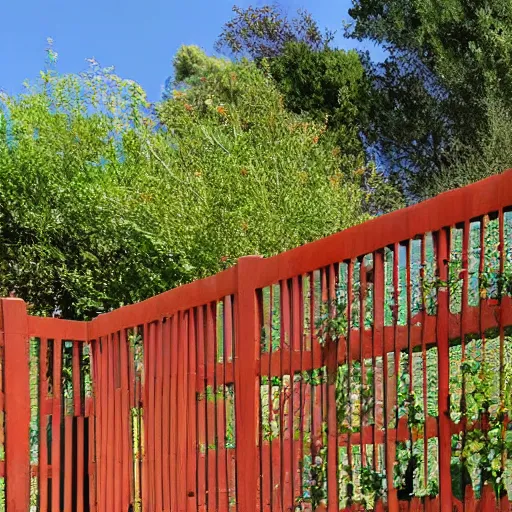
[347,0,512,198]
[265,42,367,158]
[215,4,329,59]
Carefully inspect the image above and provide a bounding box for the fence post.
[435,229,452,512]
[235,256,263,512]
[1,299,31,512]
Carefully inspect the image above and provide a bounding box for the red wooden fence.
[1,170,512,511]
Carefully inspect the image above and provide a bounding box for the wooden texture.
[2,170,512,511]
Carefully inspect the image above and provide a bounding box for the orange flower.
[200,76,207,82]
[312,136,319,144]
[216,105,227,116]
[194,171,202,177]
[184,103,193,112]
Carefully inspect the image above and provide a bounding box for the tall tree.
[347,0,512,197]
[214,6,404,213]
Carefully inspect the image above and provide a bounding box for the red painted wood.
[89,266,238,340]
[115,387,123,512]
[359,259,367,468]
[155,319,164,512]
[326,265,338,512]
[170,315,180,512]
[205,303,218,512]
[196,307,207,512]
[96,337,106,512]
[281,279,293,512]
[258,287,271,512]
[292,276,303,508]
[39,337,49,512]
[223,297,237,512]
[6,172,512,511]
[28,315,87,341]
[162,317,172,512]
[499,209,506,477]
[142,324,150,510]
[187,309,198,512]
[235,256,263,512]
[216,302,229,512]
[346,260,354,503]
[64,414,73,511]
[120,329,133,511]
[89,340,99,512]
[76,416,85,512]
[73,342,81,416]
[435,228,452,512]
[106,335,115,512]
[251,169,512,290]
[113,333,122,512]
[270,285,282,512]
[1,299,31,512]
[52,338,62,512]
[177,311,189,512]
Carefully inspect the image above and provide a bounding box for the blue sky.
[1,0,384,102]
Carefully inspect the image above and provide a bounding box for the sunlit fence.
[1,170,512,511]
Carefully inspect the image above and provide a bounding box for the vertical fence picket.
[187,309,198,512]
[162,318,172,512]
[52,338,62,512]
[39,337,49,512]
[197,307,207,512]
[205,303,217,512]
[436,228,452,512]
[170,315,179,512]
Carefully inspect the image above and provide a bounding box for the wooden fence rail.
[1,170,512,511]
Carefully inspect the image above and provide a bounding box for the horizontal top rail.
[252,167,512,288]
[28,316,87,340]
[88,264,238,339]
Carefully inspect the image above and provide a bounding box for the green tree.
[215,4,329,59]
[157,52,373,269]
[347,0,512,198]
[214,7,404,212]
[0,45,376,319]
[265,42,368,158]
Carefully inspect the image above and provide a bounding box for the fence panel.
[1,170,512,511]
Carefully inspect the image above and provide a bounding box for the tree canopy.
[0,46,376,319]
[347,0,512,197]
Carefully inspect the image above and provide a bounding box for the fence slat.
[162,318,172,512]
[436,228,452,512]
[52,339,62,512]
